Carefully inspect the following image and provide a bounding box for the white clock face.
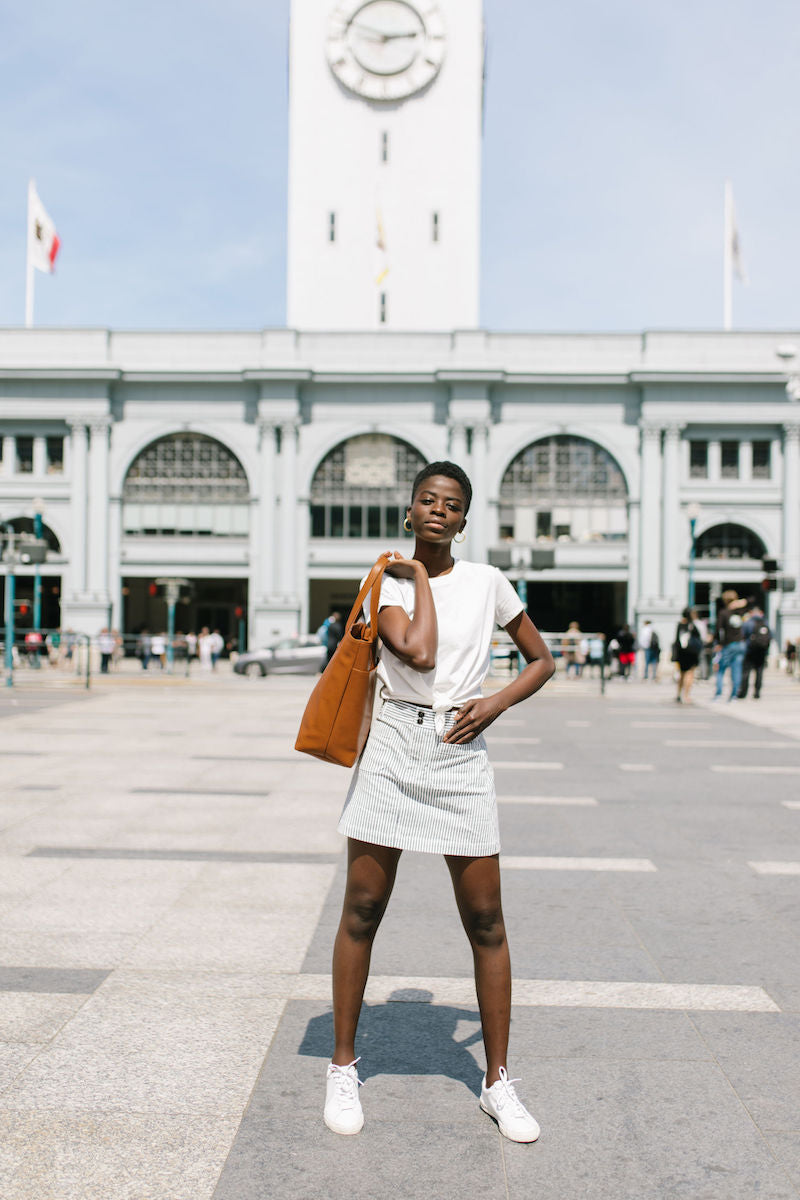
[327,1,445,101]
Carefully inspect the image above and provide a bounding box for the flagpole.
[25,179,35,329]
[723,179,733,332]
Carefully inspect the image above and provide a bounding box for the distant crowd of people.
[134,627,226,671]
[556,592,796,705]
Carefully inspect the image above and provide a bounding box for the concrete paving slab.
[0,967,110,994]
[0,993,88,1042]
[0,1045,43,1092]
[767,1134,800,1193]
[500,1058,799,1200]
[0,1111,241,1200]
[4,972,286,1115]
[690,1013,800,1131]
[0,930,142,969]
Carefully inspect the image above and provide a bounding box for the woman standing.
[325,462,555,1142]
[673,607,703,703]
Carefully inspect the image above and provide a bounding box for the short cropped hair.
[410,461,472,513]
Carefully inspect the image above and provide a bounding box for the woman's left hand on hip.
[443,697,504,744]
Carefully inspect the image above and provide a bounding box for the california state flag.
[28,180,60,273]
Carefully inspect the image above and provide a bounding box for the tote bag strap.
[345,552,393,636]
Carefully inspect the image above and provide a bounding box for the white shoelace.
[493,1066,527,1114]
[329,1058,364,1108]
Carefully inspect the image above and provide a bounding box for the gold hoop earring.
[454,531,466,543]
[403,516,413,532]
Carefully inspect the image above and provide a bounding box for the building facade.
[1,327,799,651]
[2,2,799,650]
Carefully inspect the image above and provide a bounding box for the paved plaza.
[0,664,799,1198]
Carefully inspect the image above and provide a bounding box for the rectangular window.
[328,212,336,243]
[721,440,739,479]
[432,211,440,243]
[379,292,387,324]
[536,511,553,538]
[16,436,33,474]
[330,505,344,538]
[689,440,708,479]
[310,506,325,538]
[46,436,64,473]
[555,523,571,540]
[752,440,771,479]
[367,506,381,538]
[381,131,389,163]
[385,505,402,538]
[347,506,363,538]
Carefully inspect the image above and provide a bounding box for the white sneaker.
[324,1058,364,1135]
[480,1067,540,1143]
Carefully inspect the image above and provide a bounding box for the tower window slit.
[381,131,389,163]
[329,212,336,243]
[432,211,440,242]
[379,292,387,324]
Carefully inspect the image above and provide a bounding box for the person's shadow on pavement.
[297,988,485,1096]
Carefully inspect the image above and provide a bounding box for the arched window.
[122,434,249,537]
[4,517,61,554]
[696,523,766,560]
[310,434,426,539]
[499,436,628,543]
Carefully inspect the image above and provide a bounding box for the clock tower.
[287,0,483,331]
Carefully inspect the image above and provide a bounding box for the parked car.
[234,635,326,678]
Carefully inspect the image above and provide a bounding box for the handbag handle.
[344,552,393,636]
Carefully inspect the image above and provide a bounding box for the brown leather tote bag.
[294,552,392,767]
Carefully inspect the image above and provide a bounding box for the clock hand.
[351,22,419,41]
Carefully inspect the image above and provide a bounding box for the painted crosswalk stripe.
[665,739,797,749]
[486,736,542,745]
[712,766,800,775]
[748,861,800,875]
[498,795,598,806]
[492,761,564,770]
[632,721,712,729]
[619,763,655,772]
[566,720,591,727]
[288,975,777,1012]
[499,856,656,872]
[783,801,800,810]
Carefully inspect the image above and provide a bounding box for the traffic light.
[148,582,158,597]
[16,602,30,616]
[761,578,777,592]
[762,557,779,575]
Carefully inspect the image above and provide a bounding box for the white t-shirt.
[364,559,524,718]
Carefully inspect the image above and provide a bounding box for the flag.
[727,184,748,286]
[28,181,60,274]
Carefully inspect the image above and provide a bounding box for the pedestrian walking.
[639,621,660,680]
[198,627,212,671]
[616,624,636,679]
[326,609,344,665]
[561,621,583,677]
[136,630,152,670]
[208,628,224,670]
[97,627,115,674]
[738,604,771,699]
[586,632,606,677]
[672,607,703,703]
[150,632,166,670]
[325,461,555,1143]
[713,590,748,701]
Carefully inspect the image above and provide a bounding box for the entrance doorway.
[0,576,62,632]
[525,580,627,636]
[122,577,248,643]
[308,578,362,635]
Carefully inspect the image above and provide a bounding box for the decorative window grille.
[122,434,249,537]
[499,436,628,543]
[695,523,766,560]
[721,440,740,479]
[689,440,709,479]
[310,434,426,539]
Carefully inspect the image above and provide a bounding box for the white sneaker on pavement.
[480,1067,540,1143]
[324,1058,364,1135]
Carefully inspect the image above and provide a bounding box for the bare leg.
[446,853,510,1086]
[683,666,695,703]
[331,838,402,1065]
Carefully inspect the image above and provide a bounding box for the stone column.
[661,424,682,604]
[68,421,89,597]
[87,418,111,599]
[448,421,468,464]
[638,423,662,606]
[2,435,16,478]
[740,439,753,483]
[708,439,721,482]
[277,420,299,596]
[32,435,47,478]
[468,421,490,563]
[627,499,641,623]
[782,424,800,596]
[256,419,278,598]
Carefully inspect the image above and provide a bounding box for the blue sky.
[2,0,799,332]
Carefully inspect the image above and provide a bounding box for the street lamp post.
[155,578,190,673]
[32,498,44,633]
[2,522,17,688]
[687,503,701,609]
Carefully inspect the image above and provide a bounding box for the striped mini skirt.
[337,699,500,856]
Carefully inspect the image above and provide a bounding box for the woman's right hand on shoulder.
[384,551,422,580]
